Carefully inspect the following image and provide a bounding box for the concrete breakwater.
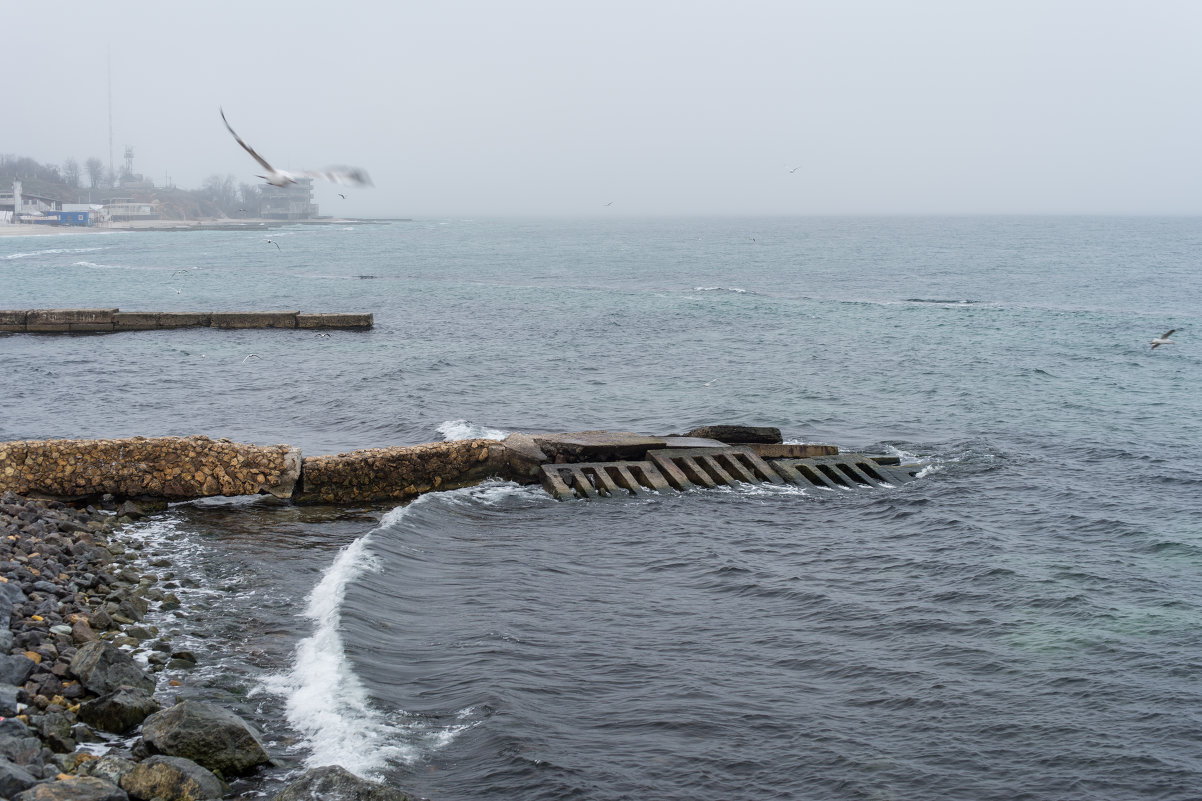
[0,428,871,506]
[0,308,373,333]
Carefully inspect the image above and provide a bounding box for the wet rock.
[0,718,45,766]
[273,764,424,801]
[68,642,154,695]
[36,711,75,753]
[76,755,135,787]
[139,700,270,776]
[0,755,42,798]
[0,654,38,686]
[12,775,130,800]
[78,687,161,734]
[119,754,227,800]
[1,681,20,715]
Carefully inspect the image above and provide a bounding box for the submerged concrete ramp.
[540,447,920,500]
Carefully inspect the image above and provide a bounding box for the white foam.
[265,496,486,778]
[692,286,747,293]
[262,531,420,776]
[436,419,508,441]
[3,246,105,260]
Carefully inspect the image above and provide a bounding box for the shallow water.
[3,217,1201,799]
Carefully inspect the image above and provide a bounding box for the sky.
[6,0,1202,217]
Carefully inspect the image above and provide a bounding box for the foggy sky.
[7,0,1202,217]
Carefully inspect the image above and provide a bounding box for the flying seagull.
[1150,329,1177,349]
[338,193,347,200]
[220,107,372,188]
[788,165,801,173]
[265,239,280,250]
[243,353,261,363]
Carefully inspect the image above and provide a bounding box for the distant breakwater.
[0,308,372,333]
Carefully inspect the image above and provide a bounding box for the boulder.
[685,425,782,444]
[273,765,423,801]
[78,686,161,734]
[0,755,41,799]
[119,755,227,801]
[0,681,21,716]
[0,653,38,686]
[77,755,135,787]
[139,700,270,776]
[0,718,44,766]
[13,775,129,800]
[68,642,155,695]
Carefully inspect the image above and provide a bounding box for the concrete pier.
[0,308,372,333]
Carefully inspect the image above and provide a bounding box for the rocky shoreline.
[0,492,422,801]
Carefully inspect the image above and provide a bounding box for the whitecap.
[436,419,508,441]
[3,246,106,260]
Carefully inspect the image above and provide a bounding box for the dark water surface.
[2,217,1201,799]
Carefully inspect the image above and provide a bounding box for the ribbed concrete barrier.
[0,436,300,500]
[0,309,372,333]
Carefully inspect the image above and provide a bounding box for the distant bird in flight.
[338,193,347,199]
[243,353,261,363]
[1150,329,1177,349]
[220,107,372,188]
[604,201,614,206]
[266,239,280,250]
[788,165,801,173]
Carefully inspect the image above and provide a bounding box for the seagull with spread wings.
[220,107,372,189]
[1150,329,1177,349]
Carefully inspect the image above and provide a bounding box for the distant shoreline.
[0,218,400,237]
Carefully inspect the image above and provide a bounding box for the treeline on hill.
[0,154,263,220]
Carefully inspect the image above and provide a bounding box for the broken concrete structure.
[0,426,920,505]
[0,309,372,333]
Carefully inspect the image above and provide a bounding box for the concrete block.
[157,312,210,328]
[0,310,28,331]
[686,425,782,444]
[113,312,161,330]
[26,308,117,332]
[210,311,299,329]
[296,313,373,329]
[747,443,838,459]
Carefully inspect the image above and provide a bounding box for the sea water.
[2,217,1201,799]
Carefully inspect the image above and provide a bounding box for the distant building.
[0,179,61,217]
[105,199,160,221]
[260,178,318,219]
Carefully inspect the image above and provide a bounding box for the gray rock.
[0,682,21,716]
[36,712,74,754]
[0,724,44,767]
[0,755,41,799]
[13,774,129,800]
[273,765,423,801]
[76,755,135,787]
[68,642,154,695]
[0,654,38,686]
[119,754,227,801]
[78,687,161,734]
[140,700,270,776]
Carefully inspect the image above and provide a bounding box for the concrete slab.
[533,431,670,463]
[0,310,28,331]
[210,311,299,329]
[26,308,117,332]
[296,313,373,329]
[113,312,161,330]
[157,312,211,328]
[747,443,838,459]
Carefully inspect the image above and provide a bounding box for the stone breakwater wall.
[0,435,504,506]
[293,439,500,504]
[0,308,373,333]
[0,436,302,501]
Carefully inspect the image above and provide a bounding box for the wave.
[3,246,106,260]
[691,286,748,294]
[904,298,982,305]
[436,419,509,441]
[260,529,419,777]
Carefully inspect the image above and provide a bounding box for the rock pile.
[294,439,498,504]
[0,492,425,801]
[0,437,300,501]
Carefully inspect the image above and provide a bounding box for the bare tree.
[62,158,80,188]
[85,157,104,189]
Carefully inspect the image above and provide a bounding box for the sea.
[1,216,1200,800]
